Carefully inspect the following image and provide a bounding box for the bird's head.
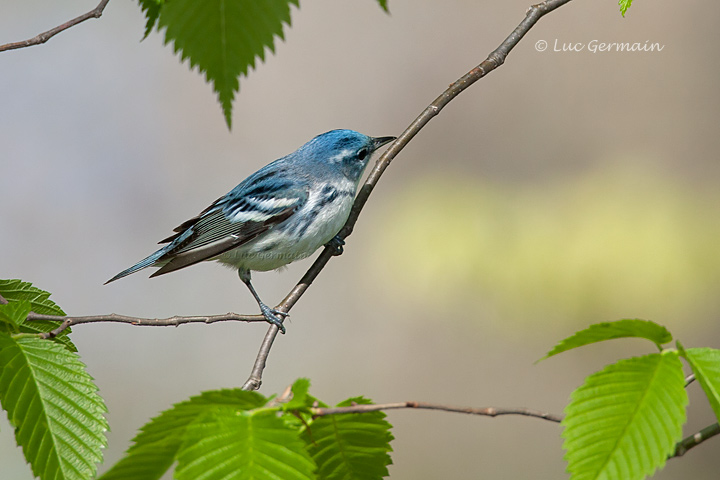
[302,129,395,182]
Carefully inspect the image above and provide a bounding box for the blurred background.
[2,0,719,478]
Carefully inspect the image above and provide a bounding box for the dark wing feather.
[149,205,297,277]
[158,195,226,244]
[149,184,307,277]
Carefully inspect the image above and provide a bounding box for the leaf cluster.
[3,280,718,480]
[542,319,720,480]
[0,280,393,480]
[98,378,393,480]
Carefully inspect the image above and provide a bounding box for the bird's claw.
[259,303,288,334]
[325,235,345,256]
[269,308,289,319]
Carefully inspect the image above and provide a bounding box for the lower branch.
[0,0,111,52]
[312,401,563,423]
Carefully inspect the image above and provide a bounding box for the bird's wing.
[150,181,308,277]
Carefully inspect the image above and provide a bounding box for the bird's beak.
[372,136,396,150]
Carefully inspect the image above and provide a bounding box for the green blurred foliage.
[367,162,720,331]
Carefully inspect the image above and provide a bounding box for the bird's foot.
[325,235,345,256]
[259,302,288,334]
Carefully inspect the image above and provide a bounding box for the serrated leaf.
[0,300,31,327]
[137,0,165,38]
[682,347,720,422]
[0,279,65,315]
[562,352,687,480]
[158,0,298,128]
[542,319,671,360]
[619,0,633,17]
[0,334,108,480]
[304,396,393,480]
[0,279,75,352]
[99,389,267,480]
[175,407,316,480]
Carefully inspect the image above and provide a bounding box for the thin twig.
[671,423,720,458]
[28,311,265,339]
[240,0,575,390]
[312,401,563,423]
[0,0,110,52]
[0,0,111,52]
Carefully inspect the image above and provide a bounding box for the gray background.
[1,0,719,478]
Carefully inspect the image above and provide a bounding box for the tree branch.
[0,292,264,338]
[312,401,563,423]
[0,0,111,53]
[671,423,720,458]
[27,311,266,339]
[240,0,575,390]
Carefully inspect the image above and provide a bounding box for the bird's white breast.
[215,179,356,272]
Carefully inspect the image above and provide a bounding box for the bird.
[106,129,396,334]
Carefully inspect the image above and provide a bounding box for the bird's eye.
[357,148,368,161]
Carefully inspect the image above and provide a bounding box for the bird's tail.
[105,248,166,284]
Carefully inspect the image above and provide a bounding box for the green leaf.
[99,389,267,480]
[0,279,75,352]
[158,0,298,128]
[284,377,312,411]
[682,347,720,422]
[175,407,316,480]
[619,0,633,17]
[0,300,31,328]
[304,396,393,480]
[542,319,671,360]
[376,0,390,13]
[562,352,687,480]
[0,334,108,480]
[0,279,65,315]
[137,0,165,38]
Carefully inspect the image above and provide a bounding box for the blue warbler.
[106,130,395,333]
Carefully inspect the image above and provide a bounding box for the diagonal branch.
[241,0,575,390]
[312,401,563,423]
[0,0,111,53]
